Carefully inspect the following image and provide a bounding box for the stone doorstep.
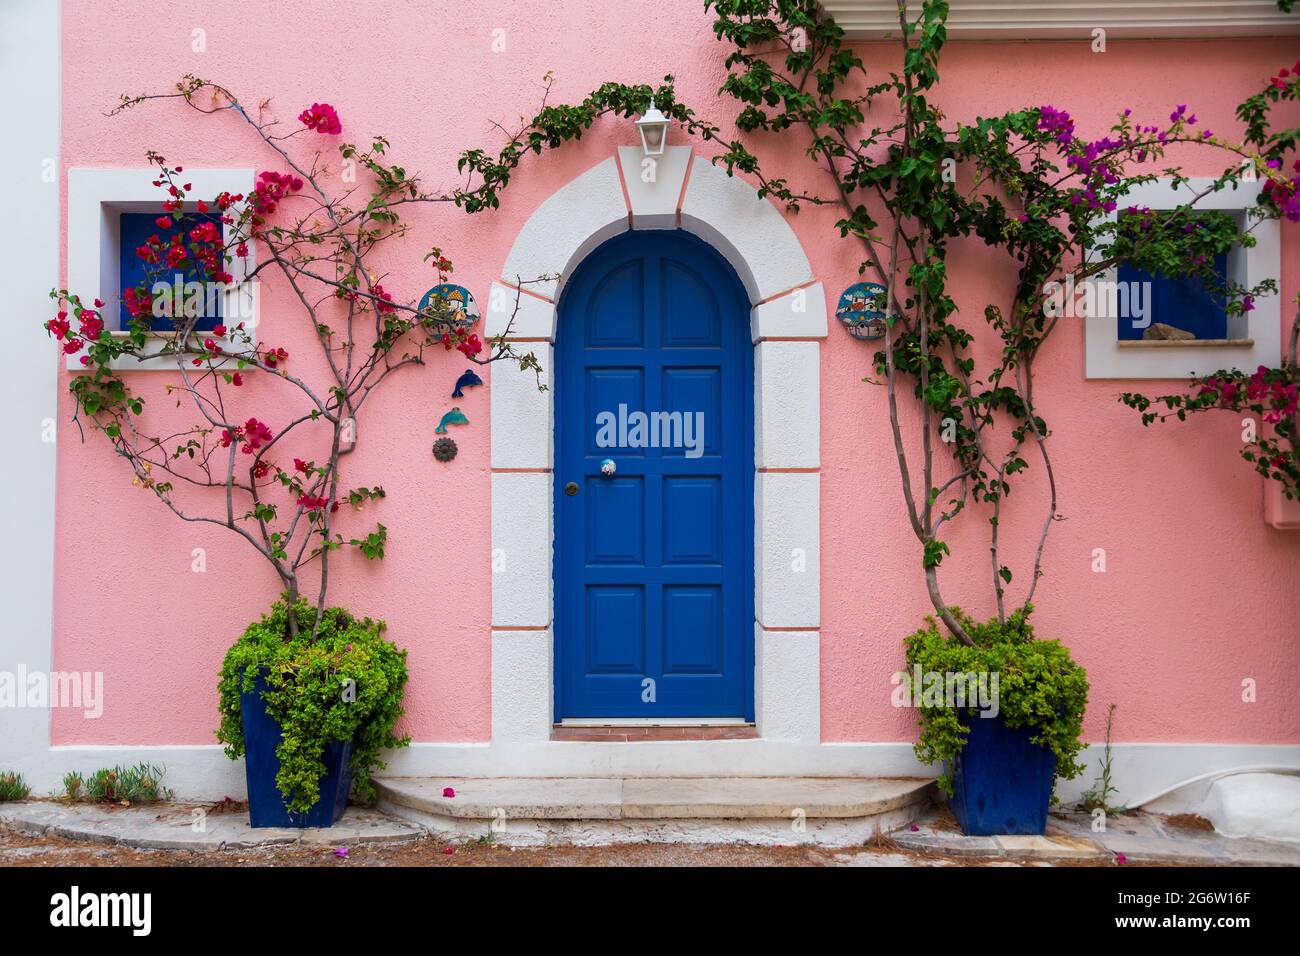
[0,801,422,852]
[374,775,936,821]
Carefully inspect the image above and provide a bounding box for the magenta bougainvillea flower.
[298,102,342,135]
[442,787,455,798]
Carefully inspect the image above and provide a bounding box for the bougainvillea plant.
[451,0,1295,647]
[45,78,546,638]
[1121,62,1300,499]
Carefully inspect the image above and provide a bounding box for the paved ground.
[0,822,1053,867]
[0,799,1295,866]
[896,806,1300,866]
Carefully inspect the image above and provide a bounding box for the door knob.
[564,481,579,496]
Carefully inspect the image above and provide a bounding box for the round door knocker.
[564,481,580,496]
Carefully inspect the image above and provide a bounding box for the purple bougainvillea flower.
[443,786,456,798]
[909,823,919,832]
[334,847,348,859]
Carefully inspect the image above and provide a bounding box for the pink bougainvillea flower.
[456,334,483,359]
[240,417,273,454]
[298,102,342,135]
[294,458,310,473]
[231,372,244,387]
[442,787,456,798]
[1115,852,1127,865]
[368,284,398,315]
[909,823,919,832]
[443,847,454,855]
[251,171,303,216]
[334,847,348,859]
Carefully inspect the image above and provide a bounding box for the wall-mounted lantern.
[636,99,671,157]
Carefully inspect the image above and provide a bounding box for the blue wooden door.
[556,230,753,719]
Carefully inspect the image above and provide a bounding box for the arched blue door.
[555,230,754,719]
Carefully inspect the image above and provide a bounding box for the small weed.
[63,771,84,801]
[1081,704,1125,815]
[63,764,172,805]
[0,771,30,801]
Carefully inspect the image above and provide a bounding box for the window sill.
[71,328,255,373]
[1118,338,1255,349]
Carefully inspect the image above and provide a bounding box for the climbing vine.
[452,0,1295,645]
[45,78,546,637]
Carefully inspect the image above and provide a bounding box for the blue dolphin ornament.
[452,368,483,398]
[436,407,470,434]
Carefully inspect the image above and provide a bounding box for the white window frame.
[66,167,257,371]
[1084,177,1281,380]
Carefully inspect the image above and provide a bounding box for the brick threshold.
[551,724,759,742]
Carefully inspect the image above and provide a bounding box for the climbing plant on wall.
[451,0,1296,644]
[44,80,546,637]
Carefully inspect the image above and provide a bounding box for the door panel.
[556,230,753,719]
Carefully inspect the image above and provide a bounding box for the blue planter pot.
[240,671,352,828]
[947,713,1055,835]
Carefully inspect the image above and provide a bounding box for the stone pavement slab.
[893,806,1300,865]
[0,800,421,851]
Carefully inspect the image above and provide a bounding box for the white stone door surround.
[487,146,828,758]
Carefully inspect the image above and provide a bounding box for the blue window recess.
[118,211,224,332]
[1116,252,1228,341]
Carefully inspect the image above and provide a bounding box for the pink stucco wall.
[53,0,1300,747]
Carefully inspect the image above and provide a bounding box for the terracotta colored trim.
[674,148,696,228]
[756,336,824,343]
[492,624,551,631]
[614,149,634,228]
[491,467,552,473]
[753,278,818,307]
[758,467,819,473]
[498,279,555,305]
[757,623,819,632]
[550,724,759,742]
[495,336,552,343]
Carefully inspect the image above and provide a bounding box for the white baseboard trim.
[11,742,1298,812]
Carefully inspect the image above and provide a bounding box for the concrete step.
[376,776,936,847]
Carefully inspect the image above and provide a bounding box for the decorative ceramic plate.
[836,281,889,340]
[418,283,480,334]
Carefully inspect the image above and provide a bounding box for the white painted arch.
[487,146,829,760]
